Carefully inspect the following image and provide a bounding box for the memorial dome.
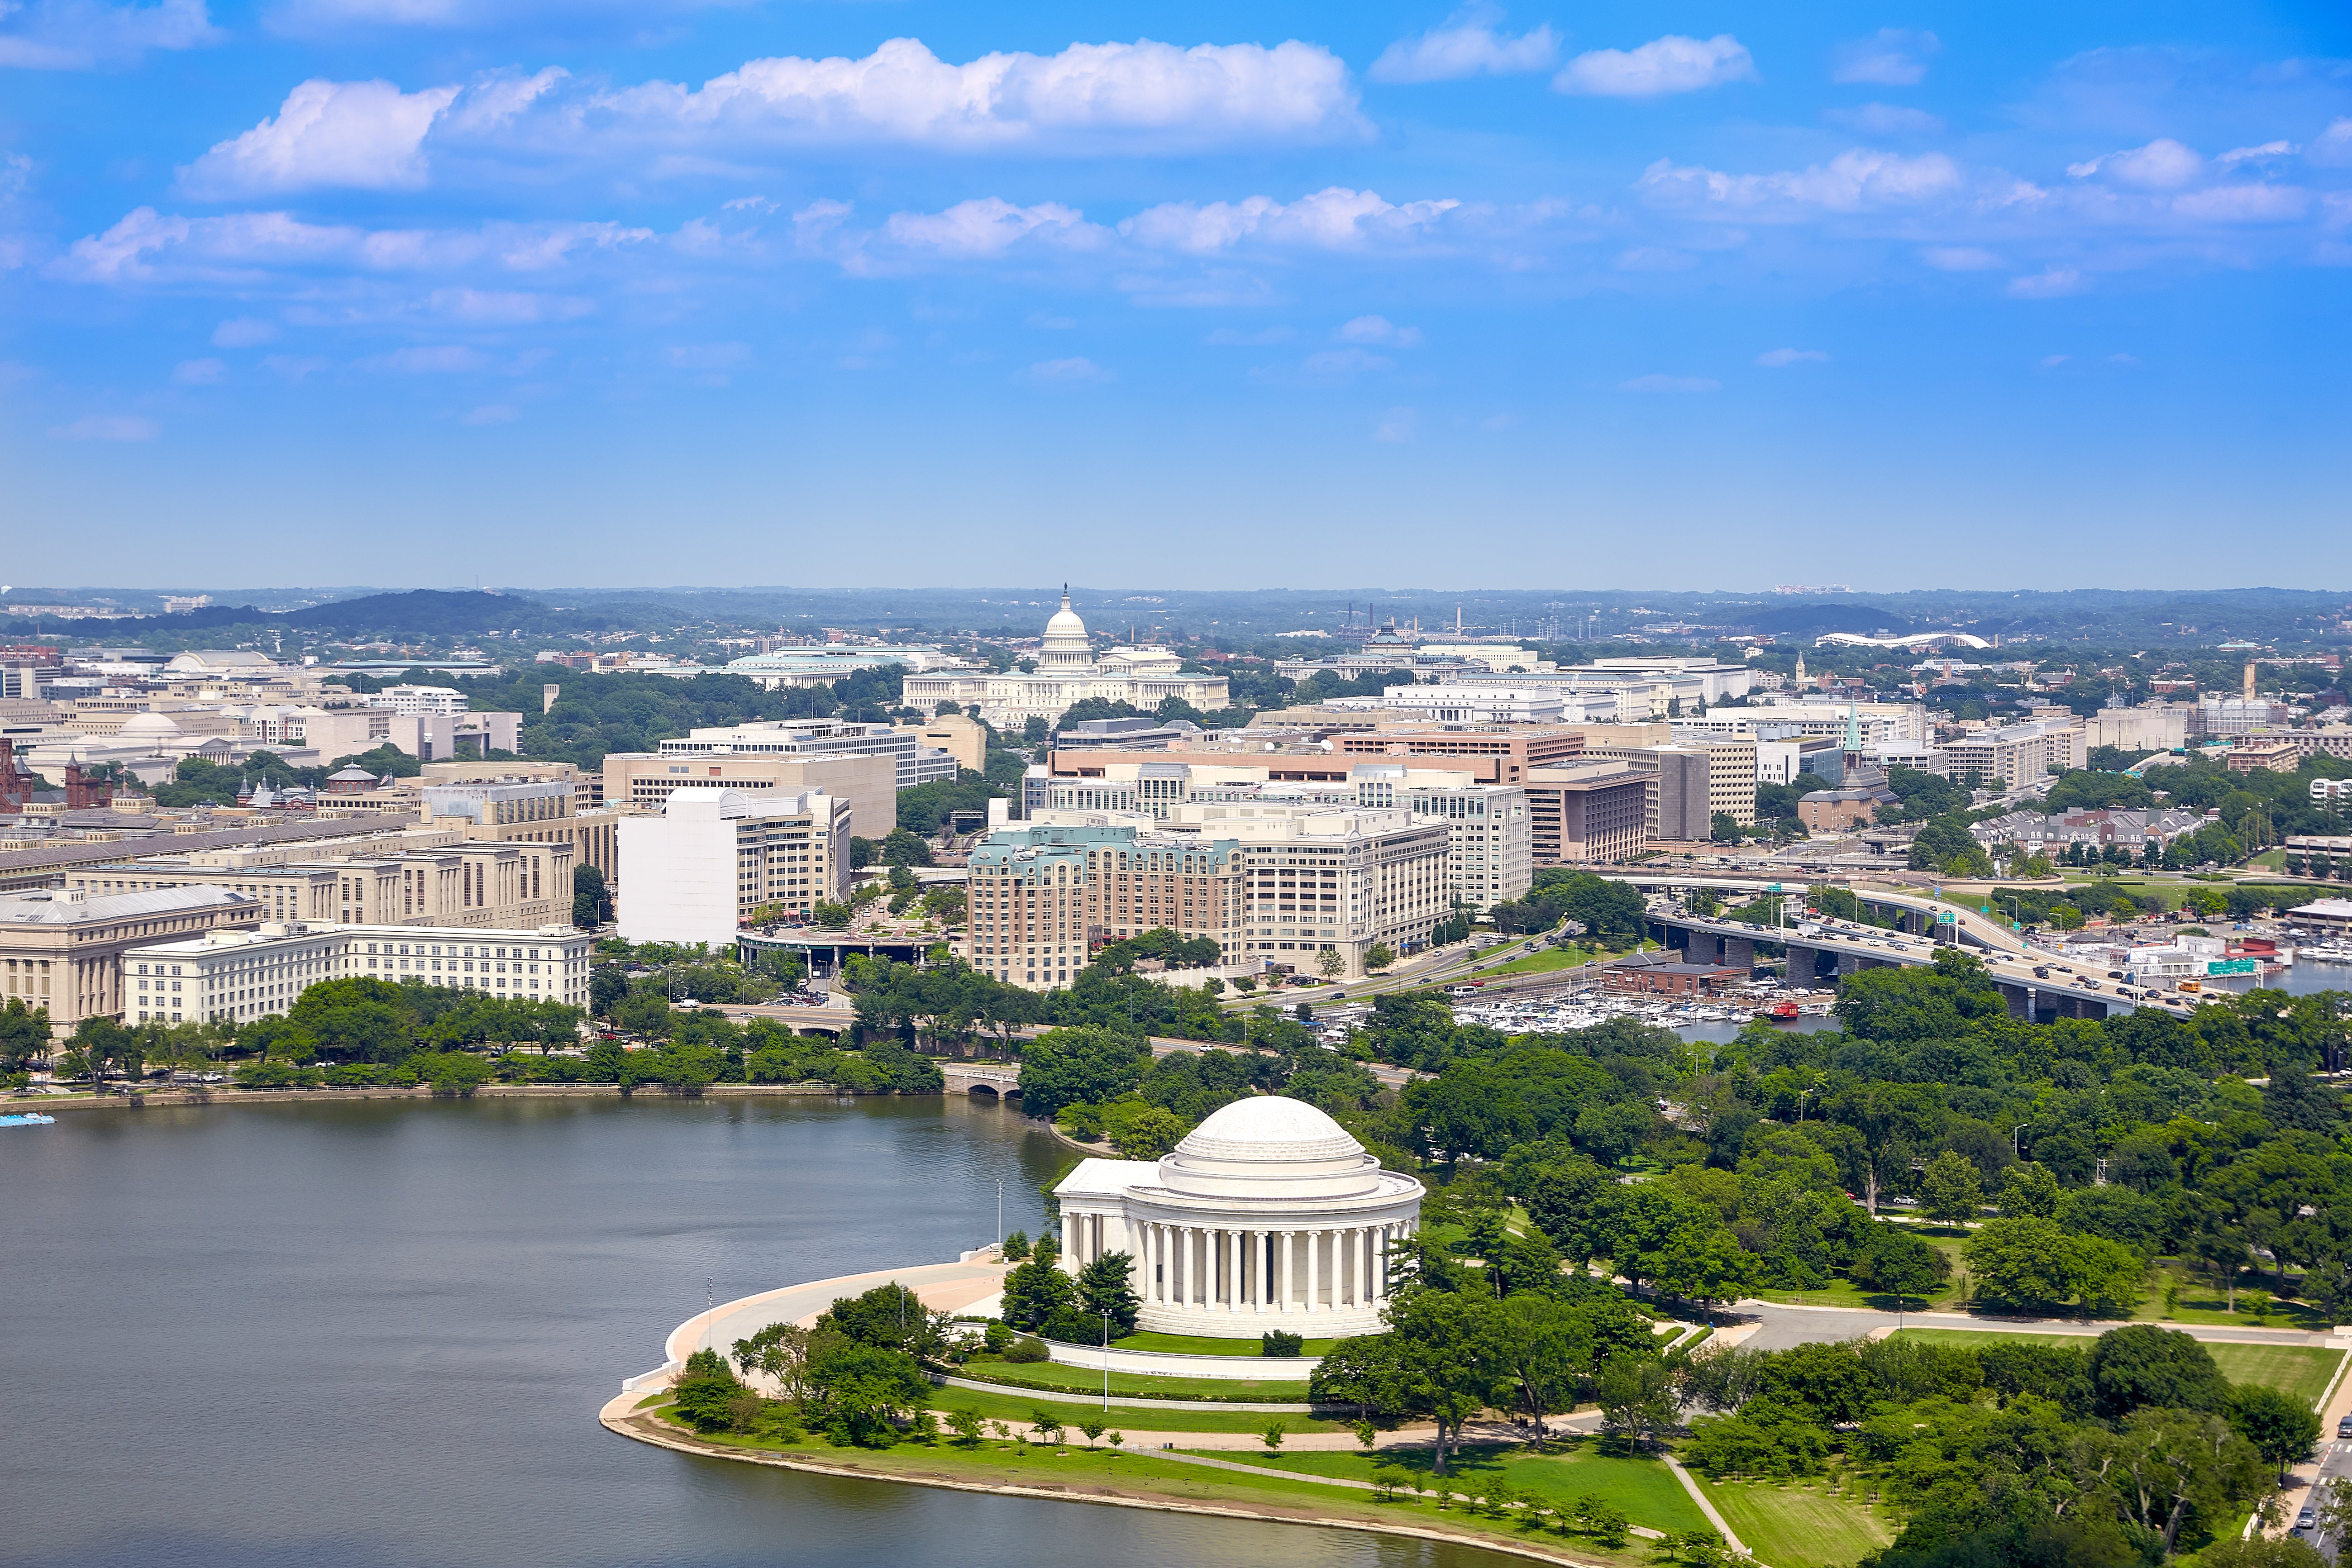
[120,712,183,740]
[1156,1095,1385,1201]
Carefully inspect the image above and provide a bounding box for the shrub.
[1004,1334,1050,1363]
[1261,1330,1305,1356]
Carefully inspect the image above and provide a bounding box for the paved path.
[937,1375,1317,1414]
[1733,1300,2337,1353]
[1664,1453,1747,1555]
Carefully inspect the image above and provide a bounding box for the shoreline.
[21,1082,924,1113]
[596,1394,1618,1568]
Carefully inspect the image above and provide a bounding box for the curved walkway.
[938,1374,1317,1414]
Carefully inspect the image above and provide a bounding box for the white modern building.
[615,788,852,947]
[365,685,469,716]
[901,591,1230,728]
[725,645,970,691]
[1054,1096,1424,1339]
[1374,686,1567,725]
[126,920,593,1025]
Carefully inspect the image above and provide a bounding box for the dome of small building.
[119,711,183,739]
[1156,1094,1384,1201]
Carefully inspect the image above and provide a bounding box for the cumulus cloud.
[601,37,1364,154]
[879,197,1104,258]
[1639,148,1961,214]
[0,0,219,69]
[1373,406,1416,443]
[368,343,486,372]
[172,356,226,383]
[1120,187,1459,253]
[50,412,157,439]
[666,341,748,370]
[2068,138,2202,190]
[51,206,653,286]
[2171,184,2307,223]
[1029,356,1111,382]
[428,286,592,324]
[1369,9,1558,84]
[2312,119,2352,169]
[2218,141,2295,167]
[1295,347,1392,378]
[1831,29,1939,86]
[1554,34,1755,98]
[1620,373,1718,392]
[1756,348,1827,367]
[1336,314,1421,345]
[178,79,459,198]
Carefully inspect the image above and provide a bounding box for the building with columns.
[1051,1096,1423,1339]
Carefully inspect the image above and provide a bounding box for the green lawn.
[1696,1476,1895,1568]
[2137,1262,2339,1332]
[959,1355,1314,1402]
[932,1382,1351,1435]
[1113,1329,1339,1358]
[1211,1440,1710,1535]
[1475,947,1597,977]
[1887,1329,2344,1406]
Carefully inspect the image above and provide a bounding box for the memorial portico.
[1052,1096,1423,1339]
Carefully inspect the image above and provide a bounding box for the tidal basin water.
[0,1092,1524,1568]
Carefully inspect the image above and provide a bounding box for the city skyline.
[3,0,2347,586]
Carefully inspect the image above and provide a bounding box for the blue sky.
[2,0,2347,591]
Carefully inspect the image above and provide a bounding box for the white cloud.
[261,353,328,379]
[1030,356,1111,382]
[1554,34,1755,98]
[51,206,653,286]
[602,37,1364,154]
[1121,187,1460,253]
[2312,119,2352,169]
[1756,348,1827,367]
[1373,406,1416,443]
[1615,245,1695,271]
[1920,245,2003,271]
[2218,141,2295,167]
[461,402,517,424]
[2067,138,2202,190]
[1296,347,1392,378]
[1620,373,1718,392]
[1336,314,1420,346]
[2007,267,2086,299]
[879,198,1103,258]
[49,412,157,439]
[172,356,226,383]
[178,79,459,199]
[1831,29,1940,86]
[211,315,279,346]
[1825,103,1944,135]
[1369,10,1558,84]
[2171,183,2308,223]
[1638,148,1961,214]
[429,287,592,323]
[0,0,219,70]
[2037,354,2070,367]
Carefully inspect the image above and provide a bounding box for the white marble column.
[1306,1227,1319,1312]
[1279,1231,1293,1312]
[1342,1228,1357,1307]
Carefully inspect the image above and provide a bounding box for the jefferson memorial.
[1052,1096,1424,1339]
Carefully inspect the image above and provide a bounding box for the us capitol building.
[901,591,1229,729]
[1053,1096,1424,1339]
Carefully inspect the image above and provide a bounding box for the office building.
[654,719,957,792]
[599,750,896,840]
[66,837,575,930]
[615,788,852,948]
[1333,725,1585,785]
[1522,762,1651,865]
[0,884,264,1032]
[1940,718,2086,788]
[964,823,1247,990]
[364,685,469,716]
[126,920,593,1026]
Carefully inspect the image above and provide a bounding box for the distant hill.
[1,589,558,638]
[1741,603,1919,638]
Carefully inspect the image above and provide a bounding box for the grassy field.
[1205,1440,1710,1535]
[1697,1477,1896,1568]
[1113,1330,1339,1358]
[932,1383,1352,1435]
[1887,1329,2344,1405]
[652,1417,1659,1567]
[959,1355,1314,1402]
[1474,947,1598,977]
[1751,1231,1972,1312]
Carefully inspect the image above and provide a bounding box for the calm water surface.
[1,1094,1517,1568]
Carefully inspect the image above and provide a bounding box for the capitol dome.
[1038,588,1094,670]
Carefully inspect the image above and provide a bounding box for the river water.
[1,1093,1517,1568]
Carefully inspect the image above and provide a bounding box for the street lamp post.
[2012,1123,2028,1159]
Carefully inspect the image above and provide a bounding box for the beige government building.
[901,592,1229,728]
